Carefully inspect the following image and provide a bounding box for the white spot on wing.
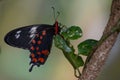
[29,26,38,34]
[15,34,20,39]
[15,30,21,39]
[29,26,38,38]
[30,34,35,38]
[17,30,21,33]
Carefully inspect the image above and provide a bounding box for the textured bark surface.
[80,0,120,80]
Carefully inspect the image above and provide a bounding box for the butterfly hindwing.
[4,24,54,49]
[29,28,55,72]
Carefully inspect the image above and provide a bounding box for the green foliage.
[54,35,84,69]
[54,25,98,75]
[78,39,98,56]
[61,26,82,40]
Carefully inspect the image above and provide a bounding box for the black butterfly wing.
[4,24,56,72]
[29,27,55,72]
[4,24,54,49]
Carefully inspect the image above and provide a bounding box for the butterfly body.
[4,21,60,72]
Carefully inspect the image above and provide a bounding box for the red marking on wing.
[41,50,49,55]
[37,52,41,55]
[37,40,41,45]
[40,36,43,39]
[42,30,46,36]
[32,39,36,44]
[30,53,35,58]
[36,47,39,50]
[32,58,37,63]
[38,58,44,63]
[30,46,35,51]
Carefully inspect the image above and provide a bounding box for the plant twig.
[84,19,120,70]
[79,0,120,80]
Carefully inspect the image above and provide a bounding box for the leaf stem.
[74,68,81,78]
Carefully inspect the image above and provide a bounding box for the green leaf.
[67,53,84,68]
[61,26,82,40]
[54,35,84,69]
[78,39,98,56]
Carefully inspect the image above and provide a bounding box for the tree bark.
[80,0,120,80]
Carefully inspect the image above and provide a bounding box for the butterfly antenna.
[52,7,56,21]
[56,11,60,21]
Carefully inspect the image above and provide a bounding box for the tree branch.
[80,0,120,80]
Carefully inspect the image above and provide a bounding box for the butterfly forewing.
[4,24,54,49]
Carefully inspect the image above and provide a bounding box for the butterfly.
[4,20,61,72]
